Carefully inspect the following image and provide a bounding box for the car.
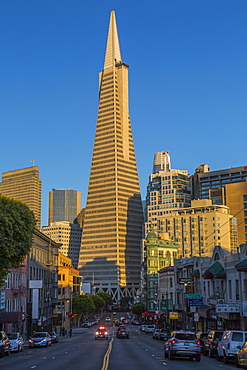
[140,325,147,332]
[217,330,247,363]
[7,332,24,352]
[153,329,161,339]
[164,331,201,361]
[235,341,247,368]
[82,321,90,327]
[117,330,129,339]
[116,325,126,338]
[94,326,109,340]
[0,331,10,358]
[156,329,169,341]
[203,330,223,357]
[105,317,111,322]
[29,332,52,348]
[144,325,156,334]
[49,331,58,343]
[196,331,208,352]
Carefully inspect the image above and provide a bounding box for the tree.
[120,296,133,311]
[96,292,112,308]
[131,302,144,317]
[91,294,105,313]
[0,195,36,283]
[73,295,95,324]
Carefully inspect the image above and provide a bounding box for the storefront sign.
[169,312,179,320]
[216,303,240,313]
[179,278,193,285]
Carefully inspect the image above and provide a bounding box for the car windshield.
[214,332,223,340]
[32,333,46,338]
[8,333,18,339]
[175,333,196,340]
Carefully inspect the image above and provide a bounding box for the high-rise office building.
[0,166,41,229]
[145,152,192,234]
[48,189,81,225]
[78,11,144,301]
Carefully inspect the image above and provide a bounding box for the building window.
[229,280,232,300]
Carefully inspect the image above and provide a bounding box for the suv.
[95,326,109,340]
[145,325,156,334]
[203,330,223,357]
[217,330,247,363]
[0,331,10,358]
[164,331,201,361]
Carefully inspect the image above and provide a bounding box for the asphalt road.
[0,322,240,370]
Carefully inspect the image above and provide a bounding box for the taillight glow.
[171,339,177,344]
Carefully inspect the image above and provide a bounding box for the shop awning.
[197,306,212,319]
[0,311,23,324]
[203,261,226,279]
[235,259,247,272]
[190,269,200,278]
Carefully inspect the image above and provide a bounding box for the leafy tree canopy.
[73,295,95,316]
[91,294,105,312]
[96,292,113,306]
[131,302,145,316]
[0,195,36,282]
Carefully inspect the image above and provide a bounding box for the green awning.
[203,261,226,279]
[190,269,200,277]
[235,259,247,271]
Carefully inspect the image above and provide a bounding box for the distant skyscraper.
[153,151,171,174]
[48,189,81,225]
[78,11,144,301]
[0,166,41,229]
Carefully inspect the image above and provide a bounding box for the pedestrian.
[64,329,67,337]
[69,328,72,338]
[60,326,62,336]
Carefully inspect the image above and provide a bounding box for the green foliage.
[120,296,133,311]
[0,195,36,282]
[131,302,145,316]
[96,292,112,306]
[73,295,95,316]
[91,294,105,312]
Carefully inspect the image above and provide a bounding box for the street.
[0,323,239,370]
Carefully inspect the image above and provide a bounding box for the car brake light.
[212,342,218,346]
[171,339,177,344]
[195,340,200,345]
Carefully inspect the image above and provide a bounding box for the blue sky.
[1,0,247,227]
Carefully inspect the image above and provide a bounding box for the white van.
[217,330,247,363]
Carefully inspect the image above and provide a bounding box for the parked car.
[82,321,90,327]
[29,332,52,348]
[49,331,58,343]
[196,331,208,352]
[203,330,223,357]
[140,325,147,332]
[164,331,201,361]
[157,329,169,341]
[0,331,10,358]
[217,330,247,363]
[153,329,161,339]
[235,341,247,368]
[144,325,156,334]
[105,317,111,322]
[7,332,24,352]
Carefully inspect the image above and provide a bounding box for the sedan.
[117,330,129,339]
[235,341,247,368]
[157,329,169,341]
[49,331,58,343]
[7,332,24,352]
[29,332,52,348]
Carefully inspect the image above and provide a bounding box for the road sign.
[185,294,201,299]
[179,278,193,285]
[188,297,203,306]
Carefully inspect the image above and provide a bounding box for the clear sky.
[1,0,247,227]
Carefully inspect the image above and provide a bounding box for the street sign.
[185,294,201,299]
[216,304,240,313]
[179,278,193,285]
[169,312,179,320]
[188,297,203,307]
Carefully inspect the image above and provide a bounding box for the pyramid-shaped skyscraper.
[79,11,144,301]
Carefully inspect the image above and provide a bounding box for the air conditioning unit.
[217,299,224,304]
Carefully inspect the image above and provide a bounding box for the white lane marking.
[31,367,36,369]
[163,363,167,366]
[52,357,55,359]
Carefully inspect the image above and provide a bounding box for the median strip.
[101,337,114,370]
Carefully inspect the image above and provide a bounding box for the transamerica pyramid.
[78,11,144,302]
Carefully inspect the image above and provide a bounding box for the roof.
[104,11,122,69]
[235,259,247,271]
[203,261,226,279]
[190,269,200,277]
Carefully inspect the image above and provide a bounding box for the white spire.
[104,11,122,69]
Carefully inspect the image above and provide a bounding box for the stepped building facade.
[78,11,144,301]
